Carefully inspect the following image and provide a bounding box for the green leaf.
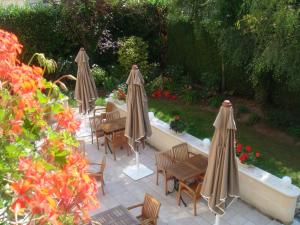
[37,90,48,104]
[0,109,6,121]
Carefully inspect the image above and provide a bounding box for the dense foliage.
[0,29,98,224]
[0,0,299,136]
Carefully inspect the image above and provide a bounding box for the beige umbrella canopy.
[125,65,152,150]
[74,48,98,114]
[201,100,239,217]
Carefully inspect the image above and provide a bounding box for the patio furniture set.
[83,102,209,224]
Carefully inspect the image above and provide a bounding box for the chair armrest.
[188,151,198,157]
[141,217,155,225]
[179,181,195,193]
[127,203,143,210]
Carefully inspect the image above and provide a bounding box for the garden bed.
[148,99,300,188]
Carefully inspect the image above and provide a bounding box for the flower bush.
[236,143,261,165]
[112,83,127,101]
[169,114,186,134]
[151,89,177,100]
[0,29,98,224]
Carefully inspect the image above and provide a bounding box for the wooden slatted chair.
[172,143,196,162]
[176,179,203,216]
[105,110,120,121]
[155,150,175,195]
[128,193,161,225]
[93,101,115,116]
[87,156,106,195]
[89,111,106,150]
[106,130,131,160]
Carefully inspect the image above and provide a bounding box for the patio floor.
[76,115,295,225]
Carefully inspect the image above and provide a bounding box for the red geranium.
[236,143,262,165]
[171,95,177,100]
[245,145,252,152]
[236,143,242,153]
[163,90,171,98]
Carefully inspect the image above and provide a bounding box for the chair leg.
[193,197,197,216]
[91,130,94,144]
[164,177,168,195]
[96,137,100,150]
[101,177,105,195]
[156,170,159,185]
[113,148,116,161]
[104,137,108,154]
[126,145,131,156]
[177,184,182,206]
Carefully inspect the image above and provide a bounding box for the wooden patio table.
[99,117,126,154]
[167,154,208,182]
[89,205,139,225]
[166,154,208,206]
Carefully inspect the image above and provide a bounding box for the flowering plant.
[0,29,98,224]
[169,114,186,134]
[151,89,177,100]
[236,143,261,165]
[112,83,126,101]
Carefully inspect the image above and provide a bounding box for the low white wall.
[110,100,300,224]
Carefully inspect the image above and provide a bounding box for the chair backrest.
[100,156,106,173]
[141,193,161,221]
[172,143,189,162]
[155,150,174,170]
[106,111,120,121]
[111,130,127,146]
[90,113,105,131]
[106,102,114,113]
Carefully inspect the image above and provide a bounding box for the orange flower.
[54,108,80,133]
[10,119,22,134]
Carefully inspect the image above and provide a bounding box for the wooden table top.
[167,154,208,182]
[100,117,126,134]
[90,205,139,225]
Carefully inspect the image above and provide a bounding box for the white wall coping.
[110,100,300,198]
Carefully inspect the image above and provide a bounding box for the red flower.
[163,90,171,98]
[10,119,22,134]
[239,153,249,162]
[11,199,26,212]
[171,95,177,100]
[255,152,261,158]
[245,145,252,152]
[236,143,242,153]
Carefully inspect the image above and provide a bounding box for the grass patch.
[95,97,106,106]
[149,98,300,187]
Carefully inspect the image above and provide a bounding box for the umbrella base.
[123,164,153,181]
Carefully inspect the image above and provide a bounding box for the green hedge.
[0,3,162,70]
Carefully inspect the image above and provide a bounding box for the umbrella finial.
[132,64,139,70]
[222,100,232,108]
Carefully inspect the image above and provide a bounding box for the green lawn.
[149,99,300,187]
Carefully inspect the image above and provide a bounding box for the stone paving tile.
[77,117,289,225]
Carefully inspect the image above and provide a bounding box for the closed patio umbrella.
[201,100,239,225]
[74,48,97,114]
[123,64,153,180]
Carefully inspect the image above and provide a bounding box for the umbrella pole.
[123,144,153,180]
[214,215,221,225]
[135,151,140,169]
